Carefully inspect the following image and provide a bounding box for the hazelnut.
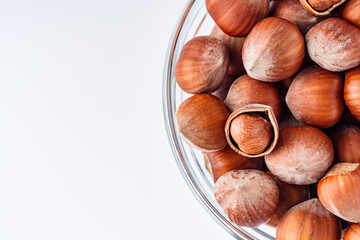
[341,0,360,28]
[175,36,229,94]
[344,66,360,121]
[270,0,322,35]
[214,169,279,227]
[210,25,246,76]
[276,198,341,240]
[286,65,344,128]
[175,94,229,151]
[318,162,360,223]
[224,75,282,120]
[306,18,360,72]
[225,104,279,158]
[230,114,273,155]
[344,224,360,240]
[206,0,269,37]
[203,145,264,182]
[242,17,305,82]
[331,125,360,163]
[300,0,346,16]
[266,173,310,227]
[265,126,334,185]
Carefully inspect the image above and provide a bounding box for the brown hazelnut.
[210,25,246,76]
[306,18,360,72]
[225,104,279,158]
[265,126,334,185]
[203,145,264,182]
[242,17,305,82]
[285,65,344,128]
[175,94,229,151]
[206,0,269,37]
[331,125,360,163]
[344,224,360,240]
[341,0,360,28]
[318,162,360,223]
[224,75,282,120]
[300,0,346,16]
[276,198,341,240]
[270,0,322,34]
[266,174,310,227]
[175,36,229,94]
[214,169,279,227]
[230,114,273,155]
[344,66,360,121]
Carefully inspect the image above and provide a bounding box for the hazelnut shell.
[341,0,360,28]
[175,94,229,151]
[276,198,341,240]
[175,36,229,94]
[300,0,346,16]
[224,74,282,120]
[331,125,360,163]
[306,18,360,72]
[318,162,360,223]
[344,66,360,121]
[214,169,279,227]
[265,126,334,185]
[225,104,279,158]
[242,17,305,82]
[344,224,360,240]
[285,65,344,128]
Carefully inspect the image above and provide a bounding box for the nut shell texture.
[341,0,360,28]
[344,224,360,240]
[242,17,305,82]
[206,0,269,37]
[203,145,264,182]
[175,94,229,151]
[276,198,341,240]
[175,36,229,94]
[286,65,344,128]
[224,75,282,120]
[265,126,334,185]
[318,163,360,223]
[345,66,360,121]
[214,169,279,227]
[270,0,321,35]
[306,18,360,72]
[332,125,360,163]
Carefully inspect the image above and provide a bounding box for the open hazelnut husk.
[225,104,279,158]
[300,0,346,16]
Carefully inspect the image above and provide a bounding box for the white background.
[0,1,233,239]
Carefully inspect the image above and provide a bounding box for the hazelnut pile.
[174,0,360,238]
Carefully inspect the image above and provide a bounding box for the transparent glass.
[162,0,277,239]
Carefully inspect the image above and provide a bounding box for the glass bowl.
[162,0,277,239]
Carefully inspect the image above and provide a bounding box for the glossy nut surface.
[224,75,282,120]
[344,66,360,121]
[175,94,229,151]
[318,163,360,223]
[276,198,341,240]
[341,0,360,28]
[175,36,229,94]
[206,0,269,37]
[242,17,305,82]
[331,125,360,163]
[344,224,360,240]
[286,65,344,128]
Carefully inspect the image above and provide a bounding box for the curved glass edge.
[162,1,275,240]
